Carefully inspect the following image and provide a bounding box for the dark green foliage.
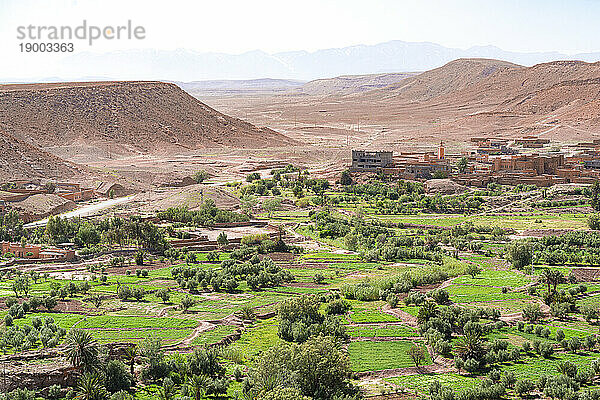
[278,296,348,343]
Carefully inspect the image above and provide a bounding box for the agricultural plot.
[4,176,600,400]
[348,340,431,372]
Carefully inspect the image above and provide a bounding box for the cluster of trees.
[235,294,360,399]
[43,215,169,252]
[231,233,303,258]
[277,296,348,343]
[511,232,600,267]
[342,267,450,303]
[116,285,147,301]
[0,210,23,242]
[11,328,234,400]
[3,294,58,326]
[375,193,485,215]
[156,200,250,226]
[309,210,443,262]
[243,335,360,400]
[172,256,294,293]
[416,303,511,372]
[432,359,600,400]
[403,288,450,306]
[337,179,486,214]
[534,198,588,208]
[0,316,66,352]
[430,378,505,400]
[519,321,599,356]
[242,176,282,196]
[341,180,423,199]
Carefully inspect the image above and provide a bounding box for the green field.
[348,340,431,372]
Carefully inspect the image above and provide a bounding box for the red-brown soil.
[0,81,296,161]
[205,58,600,156]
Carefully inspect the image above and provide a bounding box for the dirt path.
[357,362,455,379]
[181,321,217,345]
[381,305,418,327]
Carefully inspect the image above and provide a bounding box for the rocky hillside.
[299,73,417,96]
[0,81,296,155]
[0,130,84,181]
[364,58,523,102]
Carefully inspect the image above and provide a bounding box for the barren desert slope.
[0,81,296,161]
[203,58,600,153]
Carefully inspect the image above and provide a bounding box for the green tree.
[155,288,171,303]
[592,181,600,211]
[522,303,543,323]
[75,372,108,400]
[340,170,353,186]
[589,214,600,230]
[466,264,482,279]
[64,329,100,372]
[157,377,176,400]
[507,242,533,270]
[417,300,439,323]
[217,232,229,248]
[249,335,355,399]
[186,374,210,400]
[407,344,426,368]
[122,345,138,376]
[104,360,133,393]
[457,156,469,173]
[181,295,196,312]
[262,197,282,217]
[193,170,209,183]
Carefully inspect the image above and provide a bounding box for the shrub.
[522,304,543,323]
[515,379,534,396]
[104,360,133,393]
[324,299,351,315]
[180,295,196,312]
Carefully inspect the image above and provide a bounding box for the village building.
[0,241,75,261]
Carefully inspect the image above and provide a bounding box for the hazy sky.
[1,0,599,79]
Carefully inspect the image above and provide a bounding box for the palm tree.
[122,345,138,376]
[417,300,439,323]
[549,270,565,292]
[540,269,554,293]
[76,372,108,400]
[65,329,99,372]
[157,377,176,400]
[454,330,485,361]
[186,374,210,400]
[540,269,566,293]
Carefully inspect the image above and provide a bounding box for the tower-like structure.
[438,141,445,160]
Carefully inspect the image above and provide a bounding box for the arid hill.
[0,81,296,158]
[299,73,418,96]
[0,130,84,181]
[206,58,600,151]
[361,58,523,102]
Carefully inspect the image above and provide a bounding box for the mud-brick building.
[0,241,75,261]
[492,154,565,175]
[351,150,393,172]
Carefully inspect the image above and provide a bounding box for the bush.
[515,379,534,396]
[104,360,133,393]
[324,299,351,315]
[313,273,326,284]
[522,304,543,322]
[47,384,62,400]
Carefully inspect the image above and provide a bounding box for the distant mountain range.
[46,41,600,81]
